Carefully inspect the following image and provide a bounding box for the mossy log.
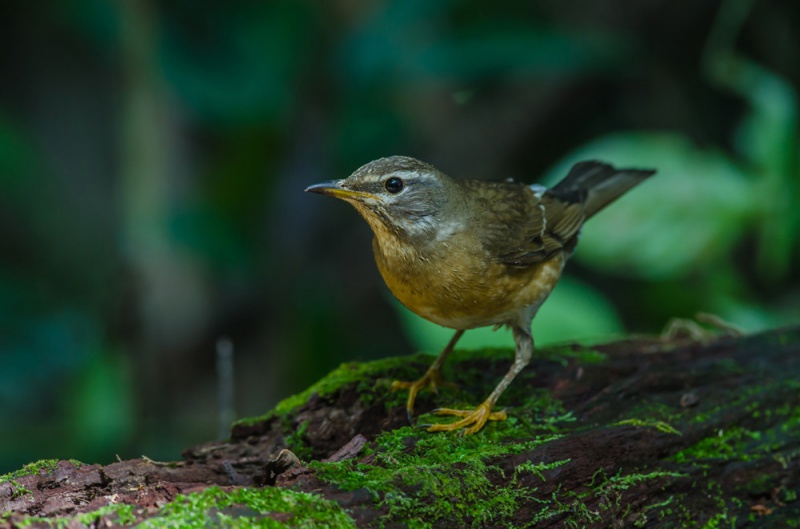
[2,327,799,528]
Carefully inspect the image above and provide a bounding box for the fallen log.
[2,326,799,527]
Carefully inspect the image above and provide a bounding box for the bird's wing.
[467,161,653,268]
[466,181,585,268]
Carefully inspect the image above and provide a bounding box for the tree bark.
[2,326,799,527]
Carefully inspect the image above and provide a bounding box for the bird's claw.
[392,368,457,424]
[424,403,507,435]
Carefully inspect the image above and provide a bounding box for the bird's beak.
[304,180,377,201]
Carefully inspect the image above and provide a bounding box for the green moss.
[577,469,687,522]
[230,338,794,527]
[6,487,354,528]
[0,459,82,499]
[283,418,313,461]
[0,515,48,528]
[636,496,676,526]
[700,511,737,529]
[673,479,741,529]
[311,423,570,528]
[76,504,137,526]
[687,389,757,426]
[235,355,429,427]
[599,470,686,491]
[782,487,798,503]
[672,416,798,464]
[141,486,356,528]
[677,378,800,482]
[4,507,136,529]
[232,344,695,527]
[234,344,606,432]
[311,411,690,528]
[0,459,66,483]
[493,469,688,528]
[613,418,682,436]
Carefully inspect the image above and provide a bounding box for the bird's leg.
[392,329,464,423]
[427,325,533,435]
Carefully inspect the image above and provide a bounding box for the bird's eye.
[384,177,404,194]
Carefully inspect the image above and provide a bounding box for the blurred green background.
[1,0,798,474]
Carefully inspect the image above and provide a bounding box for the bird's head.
[305,156,457,241]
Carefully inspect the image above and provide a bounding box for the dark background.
[1,0,798,474]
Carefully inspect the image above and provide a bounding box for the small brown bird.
[306,156,654,434]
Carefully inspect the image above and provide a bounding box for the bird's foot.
[423,401,507,436]
[391,368,457,424]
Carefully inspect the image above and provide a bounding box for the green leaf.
[543,132,756,280]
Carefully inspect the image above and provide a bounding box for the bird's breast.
[372,233,565,330]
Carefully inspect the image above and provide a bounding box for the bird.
[305,156,654,435]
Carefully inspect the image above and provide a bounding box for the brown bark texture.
[1,326,799,528]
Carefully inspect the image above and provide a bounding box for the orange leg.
[424,325,533,435]
[391,330,463,423]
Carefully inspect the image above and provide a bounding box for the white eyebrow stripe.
[389,170,427,181]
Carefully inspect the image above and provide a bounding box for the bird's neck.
[371,232,420,267]
[354,207,440,252]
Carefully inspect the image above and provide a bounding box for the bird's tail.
[550,161,655,219]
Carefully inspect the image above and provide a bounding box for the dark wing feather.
[552,161,655,219]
